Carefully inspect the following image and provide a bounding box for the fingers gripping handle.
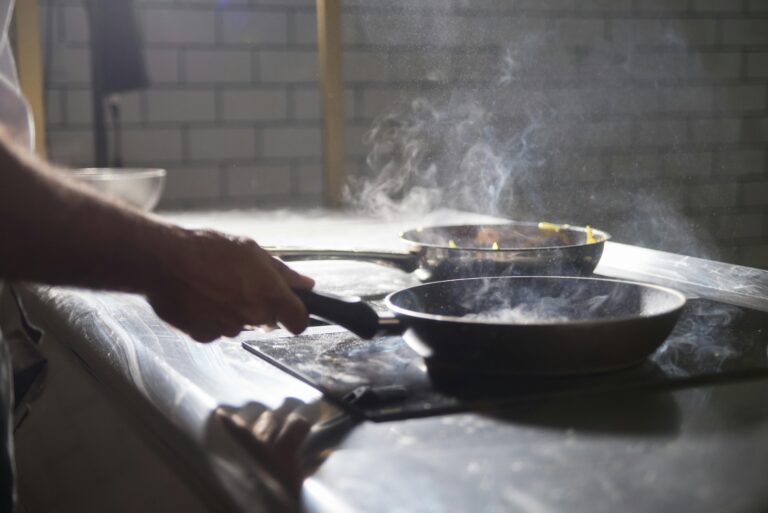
[293,289,401,339]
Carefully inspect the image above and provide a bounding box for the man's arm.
[0,131,313,341]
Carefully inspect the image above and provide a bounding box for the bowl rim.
[70,168,166,180]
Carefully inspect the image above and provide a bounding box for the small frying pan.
[272,222,609,281]
[295,277,686,375]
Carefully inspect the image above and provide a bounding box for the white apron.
[0,1,34,509]
[0,0,34,150]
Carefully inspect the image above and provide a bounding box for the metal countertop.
[7,210,768,513]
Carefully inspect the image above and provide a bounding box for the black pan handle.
[293,289,403,339]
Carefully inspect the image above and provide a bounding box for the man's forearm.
[0,130,314,340]
[0,132,179,293]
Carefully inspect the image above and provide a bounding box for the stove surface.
[243,299,768,421]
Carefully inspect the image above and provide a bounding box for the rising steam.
[343,5,719,258]
[345,89,546,219]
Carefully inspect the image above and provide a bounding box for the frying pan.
[273,222,610,281]
[295,276,686,375]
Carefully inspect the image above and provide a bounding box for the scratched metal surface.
[305,379,768,513]
[598,242,768,312]
[7,209,768,513]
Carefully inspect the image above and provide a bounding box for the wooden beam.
[316,0,345,208]
[13,0,47,156]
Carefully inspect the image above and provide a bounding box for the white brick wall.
[257,50,318,83]
[45,90,64,125]
[47,129,93,166]
[262,127,321,158]
[293,163,324,195]
[291,87,354,120]
[163,166,221,203]
[220,89,287,121]
[144,50,181,84]
[340,2,768,267]
[723,20,768,45]
[146,90,216,123]
[293,12,318,45]
[343,51,389,82]
[225,165,292,198]
[38,0,768,267]
[47,47,90,85]
[142,9,216,45]
[61,5,88,43]
[188,127,257,161]
[183,50,252,84]
[292,88,322,120]
[64,89,93,125]
[122,128,184,163]
[41,0,325,210]
[115,92,143,124]
[219,10,288,45]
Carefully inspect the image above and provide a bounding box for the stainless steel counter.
[6,210,768,513]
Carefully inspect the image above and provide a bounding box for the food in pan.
[537,222,565,232]
[539,222,600,245]
[586,225,597,244]
[473,227,501,247]
[412,223,605,251]
[471,223,576,249]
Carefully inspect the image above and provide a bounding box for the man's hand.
[147,229,315,342]
[0,132,313,342]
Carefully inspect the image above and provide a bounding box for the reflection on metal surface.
[303,479,358,513]
[6,211,768,513]
[598,242,768,312]
[654,302,750,377]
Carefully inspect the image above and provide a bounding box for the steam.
[462,295,609,324]
[653,302,746,377]
[454,277,637,324]
[343,4,722,258]
[345,92,544,219]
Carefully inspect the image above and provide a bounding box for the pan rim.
[384,276,687,327]
[399,221,612,252]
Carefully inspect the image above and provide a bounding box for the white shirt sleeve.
[0,0,35,151]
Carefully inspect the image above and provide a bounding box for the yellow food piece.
[586,225,597,244]
[492,241,500,250]
[538,222,560,232]
[448,239,457,248]
[538,221,570,232]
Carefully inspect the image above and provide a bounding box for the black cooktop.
[243,299,768,421]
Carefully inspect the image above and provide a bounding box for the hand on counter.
[147,229,315,342]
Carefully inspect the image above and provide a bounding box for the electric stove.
[243,298,768,421]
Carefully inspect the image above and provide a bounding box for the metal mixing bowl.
[69,168,166,211]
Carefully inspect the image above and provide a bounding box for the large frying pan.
[295,277,686,375]
[273,222,610,281]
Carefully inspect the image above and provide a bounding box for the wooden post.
[13,0,47,156]
[316,0,345,208]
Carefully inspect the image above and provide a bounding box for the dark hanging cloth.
[87,0,149,165]
[87,0,149,95]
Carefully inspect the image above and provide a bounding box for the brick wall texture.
[39,0,767,268]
